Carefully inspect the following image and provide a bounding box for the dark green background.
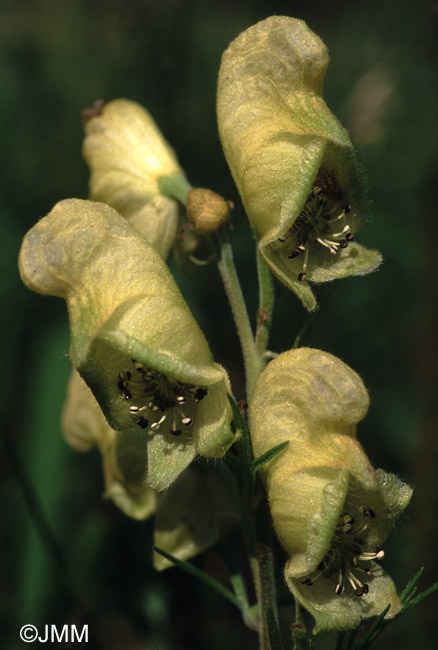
[1,0,437,648]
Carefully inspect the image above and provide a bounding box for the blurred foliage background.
[1,0,437,648]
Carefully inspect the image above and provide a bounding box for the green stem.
[250,555,270,650]
[248,538,279,650]
[216,237,279,648]
[256,495,279,648]
[216,230,263,401]
[291,600,311,650]
[218,540,258,630]
[255,249,274,361]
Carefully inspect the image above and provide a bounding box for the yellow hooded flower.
[249,347,412,632]
[153,464,239,571]
[63,370,238,559]
[19,199,234,490]
[217,17,381,311]
[63,369,156,519]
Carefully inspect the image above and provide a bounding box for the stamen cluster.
[117,360,208,437]
[278,171,354,282]
[299,505,384,597]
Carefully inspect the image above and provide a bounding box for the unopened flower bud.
[186,188,230,234]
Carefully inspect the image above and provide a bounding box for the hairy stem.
[291,599,311,650]
[255,250,274,362]
[216,230,263,400]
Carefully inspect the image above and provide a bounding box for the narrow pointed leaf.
[250,441,290,477]
[400,566,423,603]
[355,605,391,650]
[153,546,241,609]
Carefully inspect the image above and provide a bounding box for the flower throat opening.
[299,505,384,597]
[278,169,354,282]
[117,360,208,436]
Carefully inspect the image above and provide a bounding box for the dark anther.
[194,388,208,402]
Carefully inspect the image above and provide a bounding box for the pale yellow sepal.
[83,99,190,259]
[62,370,157,520]
[286,561,401,633]
[83,99,186,216]
[249,347,412,632]
[20,199,235,490]
[217,17,381,310]
[63,371,237,553]
[128,194,180,259]
[153,465,239,570]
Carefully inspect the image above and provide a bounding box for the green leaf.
[400,566,423,603]
[250,441,290,477]
[153,546,240,610]
[354,569,438,650]
[354,605,390,650]
[401,581,438,613]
